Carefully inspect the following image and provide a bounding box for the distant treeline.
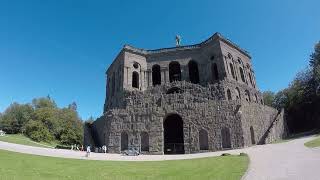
[263,41,320,133]
[0,96,83,145]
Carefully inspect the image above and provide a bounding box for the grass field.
[304,135,320,148]
[0,134,56,148]
[0,149,249,180]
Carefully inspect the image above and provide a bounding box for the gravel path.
[0,135,319,180]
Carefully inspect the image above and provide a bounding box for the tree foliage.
[0,96,83,145]
[262,91,275,107]
[271,41,320,133]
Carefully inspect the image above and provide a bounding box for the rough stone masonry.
[84,32,287,154]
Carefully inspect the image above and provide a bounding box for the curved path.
[0,136,319,180]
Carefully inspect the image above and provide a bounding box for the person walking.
[102,145,107,154]
[86,145,91,157]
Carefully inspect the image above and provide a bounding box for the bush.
[221,153,231,156]
[55,144,72,150]
[239,152,248,156]
[25,120,53,142]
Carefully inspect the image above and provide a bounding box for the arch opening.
[235,87,241,100]
[239,67,245,82]
[132,71,139,89]
[163,114,184,154]
[229,63,235,79]
[221,127,231,149]
[188,60,199,84]
[199,129,209,150]
[152,65,161,86]
[169,62,181,82]
[245,90,251,102]
[141,132,149,152]
[121,132,128,151]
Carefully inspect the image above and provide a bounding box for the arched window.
[239,67,245,82]
[140,132,149,152]
[152,65,161,86]
[169,61,181,82]
[121,132,128,151]
[211,63,219,81]
[199,129,209,150]
[254,94,258,103]
[249,72,253,85]
[229,63,235,79]
[227,89,232,100]
[235,87,241,100]
[188,60,199,84]
[132,71,139,89]
[221,127,231,149]
[245,90,251,102]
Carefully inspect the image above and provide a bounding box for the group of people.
[72,145,107,157]
[70,144,84,151]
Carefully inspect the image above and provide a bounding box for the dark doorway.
[199,129,209,150]
[132,71,139,88]
[250,126,255,145]
[121,132,128,151]
[188,60,199,84]
[211,63,219,81]
[152,64,161,86]
[140,132,149,152]
[221,127,231,149]
[169,61,181,82]
[163,114,184,154]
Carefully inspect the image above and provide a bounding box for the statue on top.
[175,35,181,47]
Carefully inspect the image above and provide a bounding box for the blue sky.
[0,0,319,120]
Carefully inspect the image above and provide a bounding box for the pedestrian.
[76,144,79,151]
[80,145,84,151]
[71,144,74,151]
[102,145,107,154]
[86,145,91,157]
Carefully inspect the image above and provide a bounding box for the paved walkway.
[0,136,319,180]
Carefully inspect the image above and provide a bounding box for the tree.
[0,103,34,134]
[25,120,53,142]
[32,97,57,109]
[262,91,275,107]
[310,41,320,83]
[68,102,77,111]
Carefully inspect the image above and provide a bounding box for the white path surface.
[0,136,319,180]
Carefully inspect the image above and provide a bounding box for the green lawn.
[0,134,56,148]
[304,135,320,148]
[0,149,249,180]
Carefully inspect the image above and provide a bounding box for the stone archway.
[121,132,128,151]
[221,127,231,149]
[169,61,181,82]
[163,114,184,154]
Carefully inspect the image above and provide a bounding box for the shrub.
[25,120,53,142]
[239,152,248,156]
[55,144,72,150]
[221,153,231,156]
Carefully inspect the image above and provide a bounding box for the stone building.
[84,33,286,154]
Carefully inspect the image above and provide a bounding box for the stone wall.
[87,81,286,154]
